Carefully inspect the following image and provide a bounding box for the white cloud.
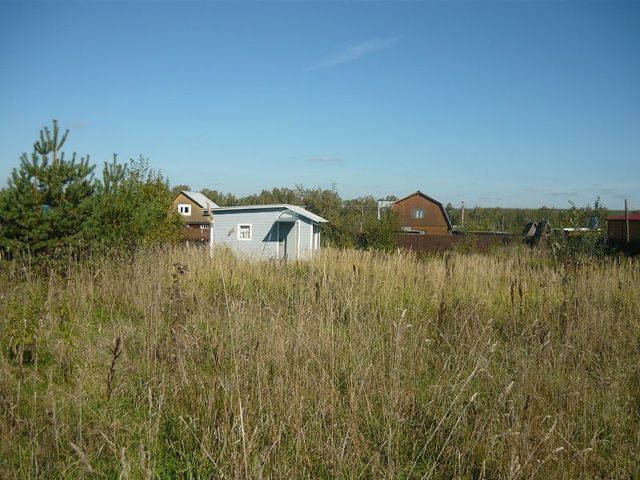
[311,37,399,70]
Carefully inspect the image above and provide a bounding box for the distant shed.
[607,213,640,254]
[391,191,452,235]
[211,204,328,260]
[607,213,640,241]
[523,221,549,247]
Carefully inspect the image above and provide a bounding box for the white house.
[211,204,328,260]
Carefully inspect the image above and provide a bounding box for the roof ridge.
[213,203,328,223]
[179,190,219,209]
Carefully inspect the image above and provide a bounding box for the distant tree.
[298,186,346,246]
[171,184,191,197]
[463,218,496,232]
[549,198,607,262]
[557,198,608,230]
[0,120,95,257]
[445,202,459,225]
[298,186,342,217]
[343,196,377,233]
[358,210,399,252]
[240,187,302,206]
[200,189,238,206]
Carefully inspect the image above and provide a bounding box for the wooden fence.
[397,232,513,253]
[606,238,640,255]
[183,228,210,243]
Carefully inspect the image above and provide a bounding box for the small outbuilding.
[607,212,640,254]
[391,191,452,235]
[522,221,549,247]
[607,213,640,240]
[211,204,328,260]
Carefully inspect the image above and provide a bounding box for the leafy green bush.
[357,210,400,252]
[0,121,182,260]
[549,199,608,264]
[87,156,183,252]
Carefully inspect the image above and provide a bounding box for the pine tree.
[84,155,134,250]
[0,120,95,256]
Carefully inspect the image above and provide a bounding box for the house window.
[238,224,252,241]
[178,204,191,216]
[412,208,424,219]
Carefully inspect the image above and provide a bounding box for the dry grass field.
[1,246,639,478]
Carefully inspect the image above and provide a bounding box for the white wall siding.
[213,209,279,259]
[297,219,314,258]
[212,207,319,260]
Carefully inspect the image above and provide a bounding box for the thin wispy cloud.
[308,156,344,163]
[311,37,399,70]
[550,191,579,197]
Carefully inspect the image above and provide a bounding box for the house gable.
[391,191,452,235]
[173,192,215,225]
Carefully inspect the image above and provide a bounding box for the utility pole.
[625,199,630,244]
[461,201,465,229]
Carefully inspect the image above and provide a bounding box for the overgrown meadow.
[1,246,639,478]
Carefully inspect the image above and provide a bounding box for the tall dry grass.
[0,246,638,478]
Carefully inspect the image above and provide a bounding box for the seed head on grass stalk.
[106,336,123,401]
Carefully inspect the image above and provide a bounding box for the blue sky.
[0,0,638,209]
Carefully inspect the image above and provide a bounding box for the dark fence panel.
[397,232,513,253]
[607,238,640,255]
[184,228,210,243]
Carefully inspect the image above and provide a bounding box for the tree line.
[175,182,611,240]
[1,120,613,261]
[444,201,612,235]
